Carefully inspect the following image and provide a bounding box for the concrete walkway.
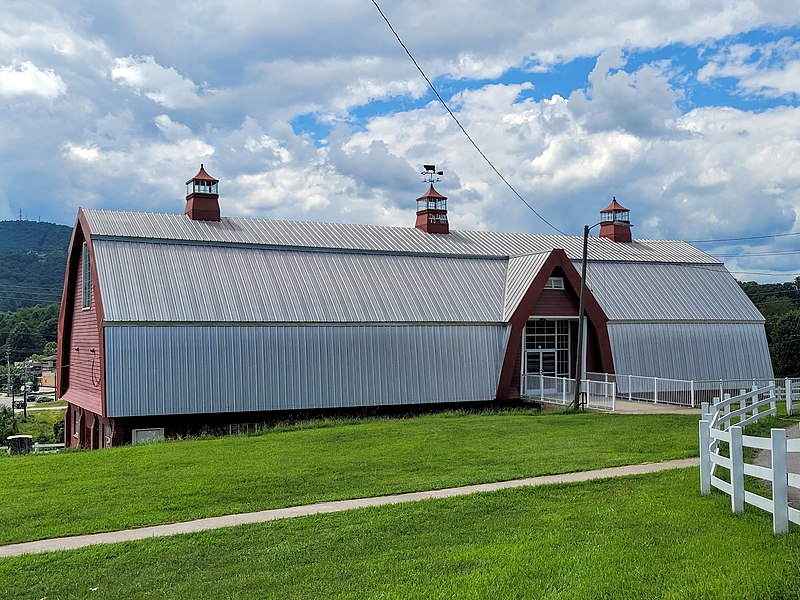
[753,423,800,508]
[0,457,699,558]
[612,400,701,415]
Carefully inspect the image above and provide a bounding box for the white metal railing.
[699,383,799,534]
[1,442,65,455]
[522,374,615,412]
[586,373,800,410]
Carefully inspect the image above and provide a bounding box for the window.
[544,277,565,290]
[82,243,91,308]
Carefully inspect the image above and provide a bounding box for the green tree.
[0,406,18,444]
[43,341,57,356]
[7,322,44,362]
[757,296,796,320]
[770,310,800,377]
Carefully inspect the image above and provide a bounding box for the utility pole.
[572,221,603,411]
[7,349,16,429]
[572,225,590,411]
[22,361,28,421]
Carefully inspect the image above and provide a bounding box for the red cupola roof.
[416,185,447,202]
[186,164,219,185]
[600,198,629,214]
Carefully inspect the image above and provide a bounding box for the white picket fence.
[699,383,798,533]
[522,375,615,411]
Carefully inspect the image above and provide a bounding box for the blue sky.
[1,1,800,281]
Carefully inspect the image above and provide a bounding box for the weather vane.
[421,164,443,184]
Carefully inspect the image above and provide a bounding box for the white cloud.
[698,38,800,98]
[0,61,65,98]
[111,55,209,108]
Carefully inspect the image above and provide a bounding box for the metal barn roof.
[83,209,720,264]
[93,240,507,323]
[583,262,764,322]
[84,209,761,326]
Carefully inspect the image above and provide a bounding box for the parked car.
[36,396,53,403]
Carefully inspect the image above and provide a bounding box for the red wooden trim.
[495,249,614,400]
[57,209,107,417]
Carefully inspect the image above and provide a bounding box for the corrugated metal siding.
[582,262,764,322]
[93,240,507,323]
[608,323,774,380]
[503,252,549,320]
[104,324,509,417]
[83,209,720,264]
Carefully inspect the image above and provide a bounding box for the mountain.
[0,220,71,312]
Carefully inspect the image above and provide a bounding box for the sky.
[2,1,800,282]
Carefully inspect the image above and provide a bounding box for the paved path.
[0,457,699,558]
[754,423,800,508]
[612,400,700,415]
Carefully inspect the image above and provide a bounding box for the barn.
[57,165,773,448]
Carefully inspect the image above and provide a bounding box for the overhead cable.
[369,0,567,235]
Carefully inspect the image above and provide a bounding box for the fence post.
[770,382,777,413]
[787,377,794,416]
[628,374,632,402]
[562,378,566,405]
[771,428,789,534]
[701,401,709,418]
[730,425,744,513]
[723,394,731,429]
[540,373,544,402]
[719,380,724,404]
[654,377,658,404]
[699,420,711,495]
[611,382,616,412]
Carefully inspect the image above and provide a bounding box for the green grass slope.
[2,468,798,599]
[0,410,700,545]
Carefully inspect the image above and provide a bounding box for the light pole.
[572,222,601,411]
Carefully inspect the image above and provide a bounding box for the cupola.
[415,164,449,234]
[598,197,632,243]
[185,164,220,221]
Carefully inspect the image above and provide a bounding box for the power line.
[715,249,800,258]
[369,0,567,236]
[689,231,800,244]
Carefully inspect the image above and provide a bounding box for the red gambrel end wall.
[57,210,105,422]
[495,249,614,400]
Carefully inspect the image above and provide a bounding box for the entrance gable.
[496,249,614,400]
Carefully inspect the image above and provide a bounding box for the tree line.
[739,278,800,377]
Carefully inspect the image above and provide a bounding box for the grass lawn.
[0,410,699,545]
[12,408,64,443]
[2,468,799,599]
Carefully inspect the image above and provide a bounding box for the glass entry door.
[523,350,558,395]
[522,319,572,396]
